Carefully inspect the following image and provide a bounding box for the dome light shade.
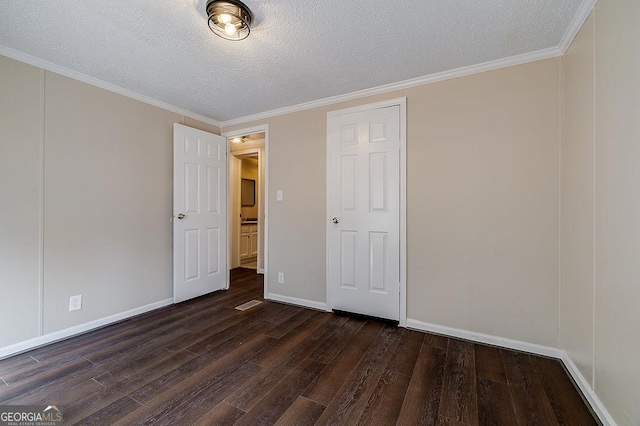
[206,0,253,41]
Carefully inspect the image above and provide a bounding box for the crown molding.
[0,45,222,128]
[219,46,562,128]
[559,0,598,53]
[4,0,593,132]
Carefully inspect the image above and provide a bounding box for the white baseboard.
[560,351,617,426]
[406,318,562,358]
[266,293,330,312]
[257,269,265,274]
[0,298,174,360]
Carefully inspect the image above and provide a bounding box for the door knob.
[177,213,186,220]
[331,217,339,224]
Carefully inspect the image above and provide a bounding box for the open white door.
[173,124,227,303]
[327,104,401,321]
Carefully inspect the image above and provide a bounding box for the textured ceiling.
[0,0,584,123]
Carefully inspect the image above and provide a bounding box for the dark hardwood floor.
[0,269,598,425]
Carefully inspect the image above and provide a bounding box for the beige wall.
[43,72,177,332]
[562,1,640,424]
[224,58,561,347]
[561,12,595,388]
[230,108,330,302]
[0,56,43,347]
[406,59,560,346]
[0,55,219,347]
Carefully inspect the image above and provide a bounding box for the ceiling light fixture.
[206,0,253,41]
[230,136,245,144]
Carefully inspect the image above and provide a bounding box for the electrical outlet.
[276,190,283,201]
[69,295,82,311]
[278,272,285,284]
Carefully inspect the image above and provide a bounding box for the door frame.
[325,97,407,326]
[222,124,269,300]
[229,154,242,269]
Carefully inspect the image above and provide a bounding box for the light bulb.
[218,13,232,24]
[224,23,237,36]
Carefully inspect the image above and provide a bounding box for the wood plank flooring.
[0,268,598,425]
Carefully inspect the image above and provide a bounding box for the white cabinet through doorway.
[240,224,258,260]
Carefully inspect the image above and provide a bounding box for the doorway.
[224,126,269,299]
[235,152,259,270]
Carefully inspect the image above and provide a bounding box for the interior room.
[239,157,259,269]
[0,0,637,424]
[229,132,266,273]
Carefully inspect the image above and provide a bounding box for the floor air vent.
[235,300,263,311]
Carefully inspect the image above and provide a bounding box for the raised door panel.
[340,231,357,289]
[341,155,358,212]
[184,163,200,214]
[341,124,358,146]
[369,119,390,144]
[369,232,388,293]
[207,227,220,276]
[369,152,387,212]
[184,229,200,281]
[207,166,220,214]
[184,136,199,155]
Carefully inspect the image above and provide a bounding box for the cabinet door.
[240,231,250,259]
[250,230,258,256]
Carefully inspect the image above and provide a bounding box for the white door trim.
[222,125,269,300]
[229,155,242,269]
[326,97,407,326]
